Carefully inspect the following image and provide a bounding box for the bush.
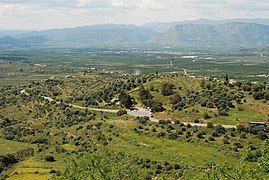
[222,138,229,144]
[155,164,162,170]
[257,131,268,140]
[211,130,219,137]
[167,133,178,140]
[165,165,172,171]
[157,132,166,138]
[174,120,180,124]
[240,133,247,139]
[44,154,55,162]
[186,131,191,138]
[214,125,226,134]
[159,120,168,125]
[117,110,127,116]
[138,116,150,124]
[236,125,245,133]
[174,164,180,170]
[161,82,175,96]
[150,100,165,112]
[197,132,204,139]
[144,173,152,180]
[203,112,211,119]
[234,142,243,148]
[208,136,215,141]
[218,110,229,116]
[207,122,214,128]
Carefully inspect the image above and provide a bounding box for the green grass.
[107,120,238,168]
[0,139,34,156]
[7,174,51,180]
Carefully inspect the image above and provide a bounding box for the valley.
[1,50,269,179]
[2,0,269,178]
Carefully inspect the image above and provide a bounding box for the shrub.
[208,136,215,141]
[157,132,166,138]
[186,124,192,128]
[174,120,180,124]
[218,110,229,116]
[138,116,150,124]
[174,164,180,170]
[161,82,175,96]
[159,120,168,125]
[203,112,211,119]
[44,154,55,162]
[214,125,226,134]
[211,130,219,137]
[222,138,229,144]
[155,164,162,170]
[234,142,243,148]
[117,110,127,116]
[167,133,178,140]
[257,131,268,140]
[231,132,236,137]
[186,131,191,138]
[144,173,152,180]
[197,132,204,139]
[165,165,172,171]
[207,122,214,128]
[240,133,247,139]
[236,125,245,133]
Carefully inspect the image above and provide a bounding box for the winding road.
[20,89,236,128]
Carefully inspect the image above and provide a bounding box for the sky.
[0,0,269,30]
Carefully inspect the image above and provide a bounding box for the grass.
[7,174,52,180]
[107,119,238,168]
[6,158,62,180]
[0,139,34,156]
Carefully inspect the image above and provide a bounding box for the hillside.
[1,21,269,48]
[150,23,269,46]
[1,74,269,179]
[17,24,157,46]
[142,18,269,33]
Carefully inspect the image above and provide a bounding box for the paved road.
[71,104,119,113]
[126,107,236,128]
[20,89,236,128]
[127,107,159,122]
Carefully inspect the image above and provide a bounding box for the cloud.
[0,0,137,10]
[1,0,269,29]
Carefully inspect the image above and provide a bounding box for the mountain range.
[1,18,269,49]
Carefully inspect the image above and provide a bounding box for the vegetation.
[1,48,269,179]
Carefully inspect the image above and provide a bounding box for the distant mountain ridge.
[16,24,157,46]
[1,19,269,49]
[149,22,269,46]
[142,18,269,33]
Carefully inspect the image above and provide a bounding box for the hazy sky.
[1,0,269,30]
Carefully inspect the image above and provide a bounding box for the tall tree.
[119,91,133,109]
[161,82,175,96]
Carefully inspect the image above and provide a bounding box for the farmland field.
[0,47,269,85]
